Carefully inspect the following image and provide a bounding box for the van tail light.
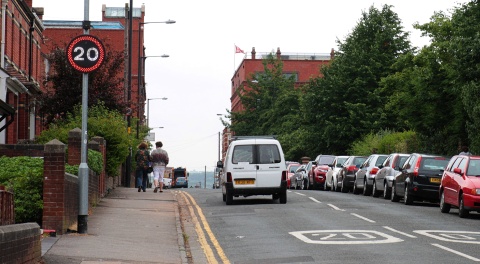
[370,167,379,175]
[282,170,287,181]
[227,172,232,183]
[348,165,357,172]
[413,156,422,177]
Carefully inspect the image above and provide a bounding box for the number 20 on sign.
[66,35,106,73]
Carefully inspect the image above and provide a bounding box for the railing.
[0,185,14,226]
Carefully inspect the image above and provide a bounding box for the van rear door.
[231,144,257,185]
[256,143,283,187]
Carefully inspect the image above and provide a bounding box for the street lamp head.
[166,19,176,24]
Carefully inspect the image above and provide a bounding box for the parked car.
[303,161,313,189]
[309,155,336,190]
[174,177,188,188]
[326,155,349,191]
[292,164,308,190]
[373,153,409,199]
[163,177,173,189]
[338,156,368,193]
[354,154,389,195]
[391,153,449,205]
[286,163,301,189]
[440,155,480,218]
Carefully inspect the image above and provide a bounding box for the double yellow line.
[179,191,230,264]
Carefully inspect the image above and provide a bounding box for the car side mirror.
[453,167,462,174]
[217,160,223,168]
[312,161,317,165]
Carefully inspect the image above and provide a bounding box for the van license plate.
[235,179,254,185]
[430,178,440,183]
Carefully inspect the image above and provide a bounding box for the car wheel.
[458,194,470,218]
[222,193,226,202]
[383,181,390,200]
[330,178,336,192]
[353,178,361,195]
[404,184,413,205]
[362,178,371,196]
[280,189,287,204]
[226,188,233,205]
[341,177,349,193]
[391,182,400,202]
[304,178,309,190]
[439,191,450,213]
[372,181,379,197]
[313,179,318,190]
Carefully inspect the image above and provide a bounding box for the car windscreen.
[375,156,388,166]
[467,159,480,176]
[353,157,367,166]
[318,156,335,165]
[289,165,300,173]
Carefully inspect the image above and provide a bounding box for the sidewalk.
[41,187,188,264]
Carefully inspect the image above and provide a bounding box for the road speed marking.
[289,230,403,244]
[414,230,480,244]
[432,244,480,262]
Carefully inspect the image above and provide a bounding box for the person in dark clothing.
[135,142,151,192]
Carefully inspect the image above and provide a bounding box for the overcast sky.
[34,0,466,171]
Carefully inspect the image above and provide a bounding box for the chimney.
[330,48,335,59]
[251,47,256,59]
[276,47,281,59]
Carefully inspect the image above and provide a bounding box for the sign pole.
[78,0,90,234]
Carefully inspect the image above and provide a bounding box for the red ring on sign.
[66,35,106,73]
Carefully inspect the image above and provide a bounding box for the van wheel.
[226,189,233,205]
[439,191,450,213]
[280,189,287,204]
[391,182,400,202]
[458,194,470,218]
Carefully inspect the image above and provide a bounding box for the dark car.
[353,154,388,195]
[373,153,409,199]
[440,155,480,218]
[338,156,368,193]
[391,153,449,205]
[309,155,336,190]
[174,177,188,188]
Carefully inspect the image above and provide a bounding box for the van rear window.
[231,144,281,164]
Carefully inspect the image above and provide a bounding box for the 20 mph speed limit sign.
[66,35,106,73]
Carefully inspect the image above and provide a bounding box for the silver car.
[372,153,409,199]
[292,164,307,190]
[326,155,349,191]
[353,154,388,195]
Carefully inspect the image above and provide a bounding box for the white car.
[326,156,349,191]
[163,178,172,189]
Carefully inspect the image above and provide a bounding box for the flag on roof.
[235,45,245,54]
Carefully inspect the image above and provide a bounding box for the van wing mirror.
[217,160,223,168]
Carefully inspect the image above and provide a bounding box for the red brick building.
[221,47,334,158]
[0,2,150,145]
[0,0,44,144]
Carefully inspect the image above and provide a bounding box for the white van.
[217,136,288,205]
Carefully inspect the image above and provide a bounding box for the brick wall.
[0,144,44,157]
[0,223,41,264]
[0,186,14,226]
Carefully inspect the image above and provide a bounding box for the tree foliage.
[38,44,126,124]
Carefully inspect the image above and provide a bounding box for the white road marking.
[414,230,480,244]
[309,197,322,203]
[383,226,417,238]
[290,230,403,244]
[432,243,480,262]
[295,192,306,196]
[327,204,345,211]
[351,213,376,223]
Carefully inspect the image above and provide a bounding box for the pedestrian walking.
[135,142,151,192]
[150,141,169,193]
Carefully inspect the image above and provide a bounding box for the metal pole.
[126,0,133,187]
[78,0,90,234]
[147,99,150,128]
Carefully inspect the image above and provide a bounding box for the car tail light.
[413,156,422,177]
[282,170,287,181]
[227,172,232,183]
[348,165,357,172]
[370,167,379,175]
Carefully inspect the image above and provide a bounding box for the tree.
[38,44,126,125]
[301,4,413,154]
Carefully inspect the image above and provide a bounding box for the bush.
[65,149,103,175]
[0,156,43,224]
[350,130,421,155]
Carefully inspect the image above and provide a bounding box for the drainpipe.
[1,0,6,69]
[0,0,7,144]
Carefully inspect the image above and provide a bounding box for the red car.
[440,155,480,218]
[309,155,336,190]
[286,163,301,189]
